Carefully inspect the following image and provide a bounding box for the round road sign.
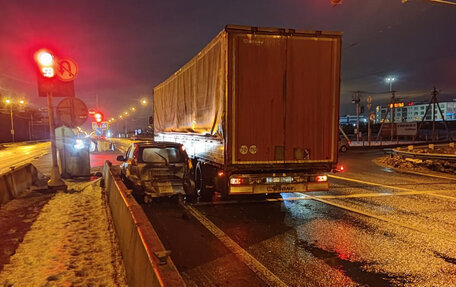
[56,98,88,128]
[369,113,376,121]
[56,58,78,82]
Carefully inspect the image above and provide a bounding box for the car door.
[121,145,132,176]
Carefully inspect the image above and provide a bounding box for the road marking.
[391,169,456,181]
[427,193,456,200]
[329,174,425,192]
[183,205,288,287]
[303,194,456,244]
[329,174,456,200]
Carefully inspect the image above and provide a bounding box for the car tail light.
[218,171,225,177]
[230,177,243,185]
[316,175,328,182]
[187,159,193,169]
[132,144,139,166]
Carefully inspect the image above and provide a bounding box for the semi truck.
[153,25,342,199]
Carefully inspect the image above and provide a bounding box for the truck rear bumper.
[229,181,329,194]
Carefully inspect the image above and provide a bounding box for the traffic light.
[94,112,103,123]
[35,50,55,78]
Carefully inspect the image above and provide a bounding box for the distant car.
[117,141,195,203]
[338,137,350,152]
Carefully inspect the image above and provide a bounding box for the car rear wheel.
[195,162,214,201]
[340,145,348,152]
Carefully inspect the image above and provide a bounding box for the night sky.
[0,0,455,122]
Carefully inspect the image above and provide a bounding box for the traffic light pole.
[47,92,66,189]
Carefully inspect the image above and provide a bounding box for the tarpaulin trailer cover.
[154,25,341,167]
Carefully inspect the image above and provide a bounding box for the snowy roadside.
[0,179,128,287]
[374,155,456,177]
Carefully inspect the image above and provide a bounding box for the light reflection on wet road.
[0,142,50,174]
[142,150,456,286]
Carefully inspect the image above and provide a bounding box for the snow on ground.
[0,180,127,287]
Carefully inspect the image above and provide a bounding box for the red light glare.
[94,112,103,122]
[339,165,345,172]
[217,171,225,177]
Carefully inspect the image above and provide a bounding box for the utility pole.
[352,91,361,142]
[366,96,372,146]
[415,87,450,142]
[376,91,397,141]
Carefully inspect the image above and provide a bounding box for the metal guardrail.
[392,143,456,162]
[103,161,185,287]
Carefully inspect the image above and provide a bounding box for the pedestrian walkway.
[0,156,127,286]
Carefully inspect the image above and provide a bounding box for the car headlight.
[74,139,85,150]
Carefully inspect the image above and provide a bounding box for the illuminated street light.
[111,117,115,121]
[385,76,396,91]
[124,111,129,116]
[141,99,148,106]
[4,98,11,105]
[19,99,25,105]
[119,115,123,119]
[130,107,136,112]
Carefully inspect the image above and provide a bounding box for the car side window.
[127,146,135,159]
[125,146,131,159]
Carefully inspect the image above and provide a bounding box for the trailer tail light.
[316,175,328,182]
[230,177,243,185]
[333,164,345,173]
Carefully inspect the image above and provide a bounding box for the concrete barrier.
[0,163,43,205]
[103,161,185,287]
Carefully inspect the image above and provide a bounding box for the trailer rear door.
[231,31,340,165]
[233,34,286,163]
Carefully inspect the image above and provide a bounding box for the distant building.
[374,100,456,123]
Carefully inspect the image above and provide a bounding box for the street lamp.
[130,107,136,112]
[385,76,396,92]
[141,98,148,106]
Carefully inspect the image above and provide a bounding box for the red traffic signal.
[35,50,55,78]
[94,112,103,123]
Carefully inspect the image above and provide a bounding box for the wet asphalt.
[141,149,456,287]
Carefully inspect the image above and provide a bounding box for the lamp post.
[385,77,395,92]
[385,76,396,141]
[4,99,14,142]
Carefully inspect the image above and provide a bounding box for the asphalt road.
[0,142,50,174]
[141,149,456,287]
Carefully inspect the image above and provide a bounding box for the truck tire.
[195,162,214,201]
[340,145,348,152]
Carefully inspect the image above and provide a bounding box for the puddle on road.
[295,239,410,286]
